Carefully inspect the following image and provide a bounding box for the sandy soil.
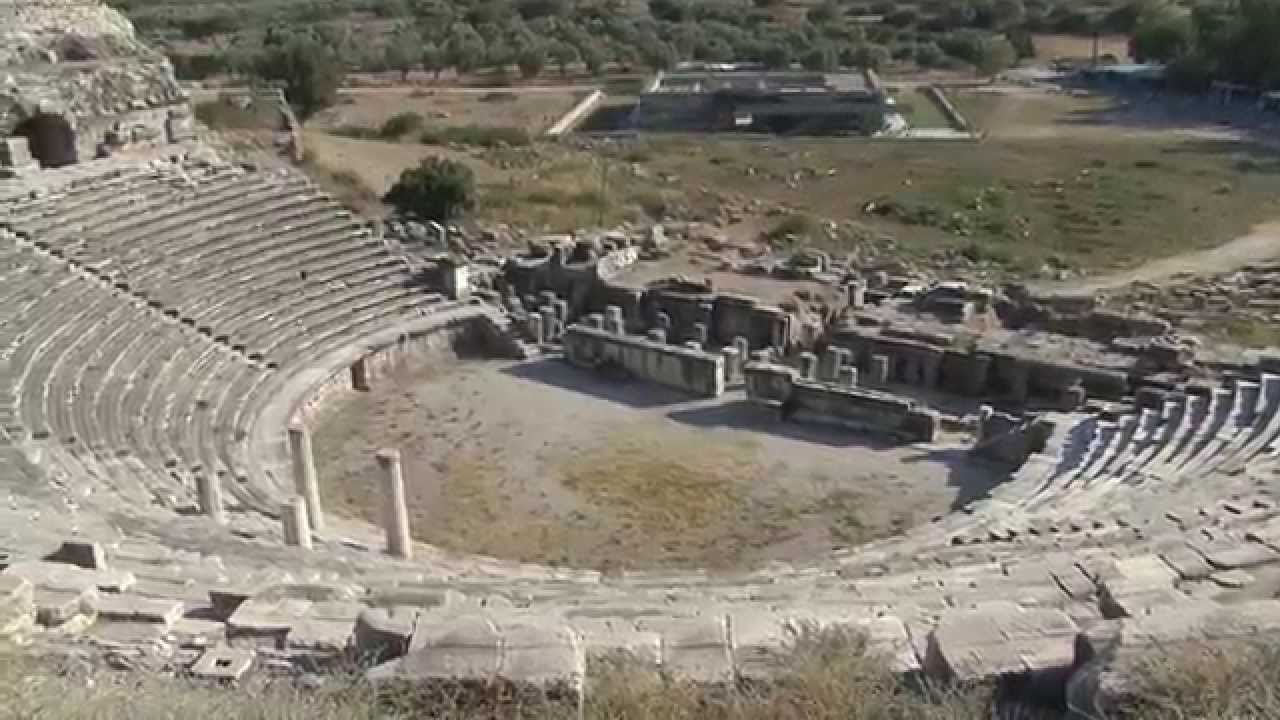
[311,86,585,134]
[311,355,1003,573]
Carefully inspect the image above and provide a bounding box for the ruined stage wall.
[562,325,725,397]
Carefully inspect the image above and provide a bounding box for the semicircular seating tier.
[1,148,1279,694]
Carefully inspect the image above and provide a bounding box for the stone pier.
[350,356,370,392]
[287,423,324,532]
[870,354,890,385]
[819,347,844,382]
[281,497,312,550]
[377,449,413,560]
[529,313,545,344]
[839,366,858,387]
[196,473,225,525]
[799,352,818,380]
[604,305,624,334]
[722,346,743,385]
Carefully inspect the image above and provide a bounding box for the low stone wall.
[743,361,938,441]
[561,324,725,397]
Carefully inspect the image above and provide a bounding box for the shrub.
[383,157,477,223]
[419,125,531,148]
[379,111,425,139]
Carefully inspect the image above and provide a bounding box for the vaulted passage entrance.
[14,114,77,168]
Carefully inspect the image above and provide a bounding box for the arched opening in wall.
[14,114,77,168]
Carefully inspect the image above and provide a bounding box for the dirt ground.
[311,355,1000,573]
[310,86,586,134]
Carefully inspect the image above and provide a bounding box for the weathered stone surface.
[92,594,184,627]
[0,575,34,636]
[501,620,585,688]
[1159,545,1214,581]
[1191,540,1280,571]
[1067,600,1280,719]
[191,646,255,681]
[394,613,502,678]
[354,605,419,663]
[565,616,662,666]
[925,604,1078,681]
[4,561,136,593]
[35,586,98,626]
[636,615,733,682]
[1097,555,1180,618]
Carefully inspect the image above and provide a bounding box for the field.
[297,85,1280,277]
[311,86,586,135]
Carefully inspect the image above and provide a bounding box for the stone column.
[350,356,370,392]
[540,306,557,341]
[539,290,557,309]
[838,366,858,387]
[691,322,708,347]
[798,352,818,380]
[721,346,743,385]
[584,313,603,329]
[281,497,312,550]
[377,449,413,560]
[656,312,672,334]
[846,280,865,308]
[287,423,324,532]
[604,305,625,334]
[733,336,750,362]
[528,313,545,344]
[820,347,843,382]
[547,317,564,343]
[552,299,569,324]
[870,354,890,385]
[196,473,226,525]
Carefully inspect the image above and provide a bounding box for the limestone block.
[1209,569,1254,589]
[35,586,98,626]
[636,615,733,683]
[287,605,360,655]
[92,594,184,628]
[565,617,662,667]
[1191,540,1280,571]
[48,541,108,570]
[924,605,1078,681]
[169,617,227,648]
[191,646,255,681]
[1097,555,1179,618]
[354,605,420,663]
[226,596,313,648]
[0,575,34,637]
[1159,545,1214,581]
[501,619,585,689]
[4,561,136,594]
[398,613,502,678]
[1067,600,1280,719]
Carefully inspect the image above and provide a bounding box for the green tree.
[1132,11,1194,63]
[761,41,792,69]
[549,41,579,76]
[444,26,486,73]
[801,44,839,71]
[253,33,342,121]
[384,30,420,80]
[580,43,607,75]
[853,43,890,70]
[421,42,445,79]
[383,157,477,223]
[975,35,1017,76]
[517,43,547,78]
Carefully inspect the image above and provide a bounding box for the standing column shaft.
[377,449,413,560]
[287,422,324,532]
[281,498,312,550]
[196,474,226,525]
[351,356,370,392]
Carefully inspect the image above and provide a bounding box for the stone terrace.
[0,149,1278,711]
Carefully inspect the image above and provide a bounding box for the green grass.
[623,133,1280,274]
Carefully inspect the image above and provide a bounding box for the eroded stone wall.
[562,324,725,397]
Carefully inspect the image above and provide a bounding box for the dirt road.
[1032,219,1280,297]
